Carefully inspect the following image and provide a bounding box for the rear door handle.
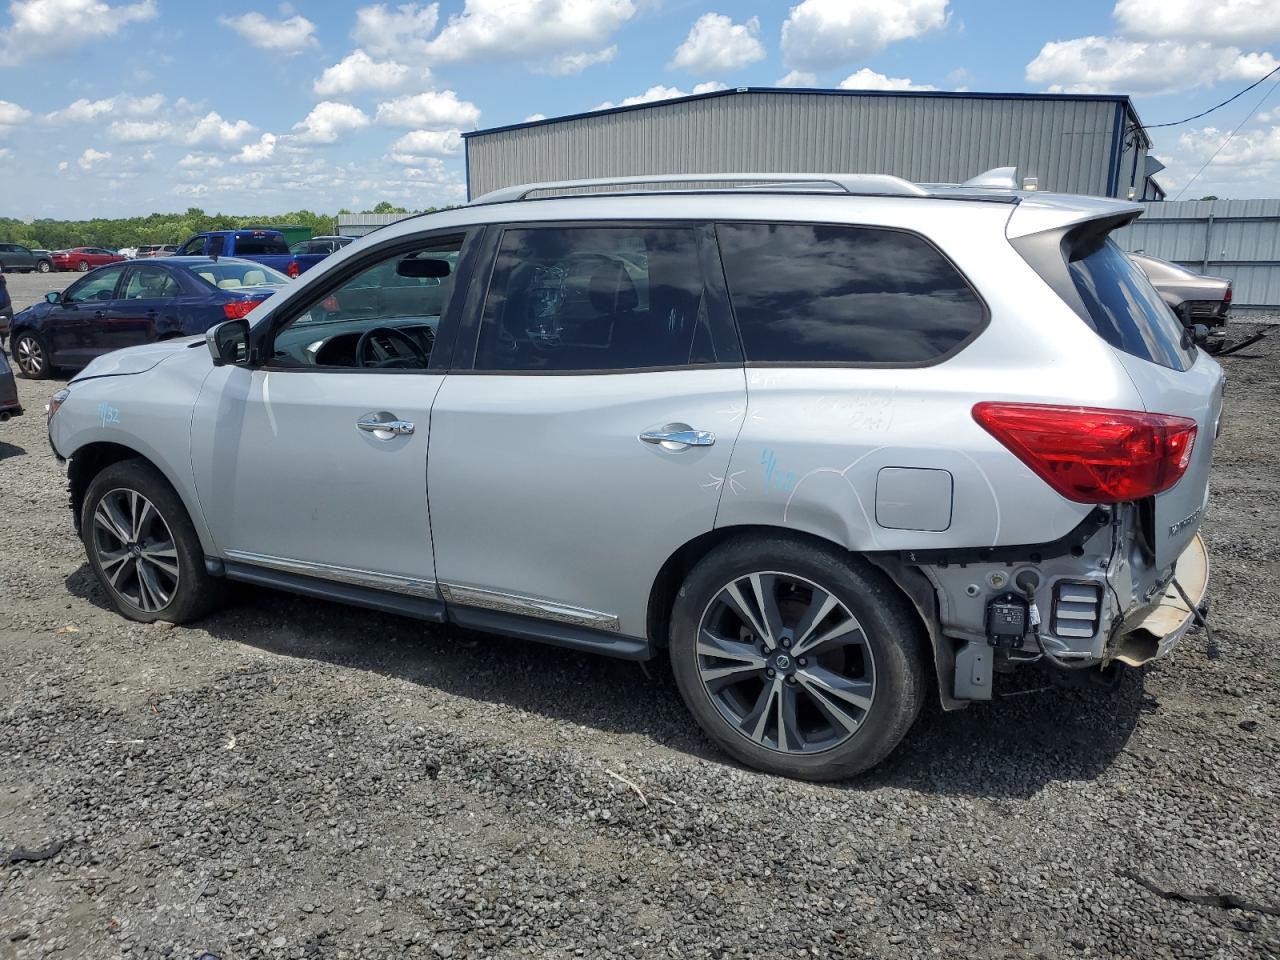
[357,414,415,437]
[640,428,715,448]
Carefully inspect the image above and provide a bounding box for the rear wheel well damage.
[646,525,949,706]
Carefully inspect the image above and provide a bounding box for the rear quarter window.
[715,222,986,364]
[235,235,290,255]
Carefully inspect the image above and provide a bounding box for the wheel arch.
[646,523,954,709]
[67,440,216,558]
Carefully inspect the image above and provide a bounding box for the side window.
[123,266,181,299]
[207,235,226,257]
[474,226,716,372]
[716,222,987,364]
[64,266,124,303]
[270,235,465,370]
[177,237,205,256]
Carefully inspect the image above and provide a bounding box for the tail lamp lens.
[287,260,300,278]
[972,402,1198,503]
[222,299,259,320]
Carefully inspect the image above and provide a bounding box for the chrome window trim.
[438,582,621,632]
[223,550,439,598]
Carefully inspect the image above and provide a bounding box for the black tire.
[12,330,52,379]
[81,459,225,624]
[669,533,927,781]
[36,260,51,273]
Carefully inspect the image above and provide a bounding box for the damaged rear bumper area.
[895,504,1210,706]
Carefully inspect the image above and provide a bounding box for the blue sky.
[1,0,1278,219]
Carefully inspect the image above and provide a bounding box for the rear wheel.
[669,534,927,781]
[82,460,224,624]
[13,331,51,379]
[36,260,51,273]
[76,260,90,272]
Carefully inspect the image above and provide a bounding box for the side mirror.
[207,318,250,366]
[45,291,60,304]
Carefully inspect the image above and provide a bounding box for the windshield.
[1069,238,1194,371]
[188,261,289,290]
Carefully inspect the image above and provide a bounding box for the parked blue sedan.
[8,257,289,379]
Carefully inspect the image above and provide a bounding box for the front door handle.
[357,413,415,437]
[639,428,715,448]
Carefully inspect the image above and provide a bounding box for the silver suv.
[47,171,1221,780]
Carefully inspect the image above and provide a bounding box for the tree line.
[0,202,431,251]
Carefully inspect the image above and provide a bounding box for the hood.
[70,336,203,382]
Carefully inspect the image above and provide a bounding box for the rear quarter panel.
[715,201,1148,551]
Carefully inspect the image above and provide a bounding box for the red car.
[52,247,126,272]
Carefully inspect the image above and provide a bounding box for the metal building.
[462,87,1158,202]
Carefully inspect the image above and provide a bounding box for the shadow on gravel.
[0,441,25,461]
[65,564,1142,798]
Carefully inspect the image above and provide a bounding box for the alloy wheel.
[91,488,180,613]
[15,336,43,377]
[696,571,877,755]
[77,260,89,272]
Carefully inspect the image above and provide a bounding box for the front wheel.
[669,534,927,781]
[82,460,224,624]
[13,331,51,379]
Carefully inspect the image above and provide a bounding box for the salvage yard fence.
[1114,199,1280,312]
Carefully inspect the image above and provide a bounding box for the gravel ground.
[1,322,1277,960]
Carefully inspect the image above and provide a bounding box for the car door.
[176,236,207,257]
[427,222,746,638]
[189,229,477,602]
[104,263,184,349]
[46,264,126,365]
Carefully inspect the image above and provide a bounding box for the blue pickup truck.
[174,229,329,278]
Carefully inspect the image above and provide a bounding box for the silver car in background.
[1130,252,1232,326]
[46,170,1221,780]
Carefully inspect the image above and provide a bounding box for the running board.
[221,560,652,660]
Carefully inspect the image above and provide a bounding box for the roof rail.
[469,172,930,205]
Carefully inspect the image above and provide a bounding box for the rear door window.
[715,222,986,364]
[1068,238,1193,370]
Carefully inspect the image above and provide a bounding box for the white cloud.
[291,102,371,144]
[1114,0,1280,46]
[234,132,278,164]
[107,119,171,142]
[540,46,616,76]
[1026,37,1279,95]
[0,0,156,66]
[0,100,32,135]
[45,93,164,124]
[218,11,317,54]
[524,113,547,122]
[594,84,696,111]
[353,2,440,58]
[57,160,69,171]
[387,129,463,164]
[669,13,765,73]
[776,70,817,88]
[77,147,112,170]
[424,0,636,68]
[839,68,936,91]
[177,153,224,169]
[1176,123,1280,167]
[185,111,257,149]
[693,81,729,94]
[174,183,209,197]
[782,0,948,70]
[375,90,481,129]
[314,49,417,96]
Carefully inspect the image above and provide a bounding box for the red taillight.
[1224,284,1232,305]
[972,402,1197,503]
[287,260,300,278]
[222,299,259,320]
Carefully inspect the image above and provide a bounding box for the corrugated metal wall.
[1114,199,1280,310]
[336,212,414,237]
[466,91,1125,200]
